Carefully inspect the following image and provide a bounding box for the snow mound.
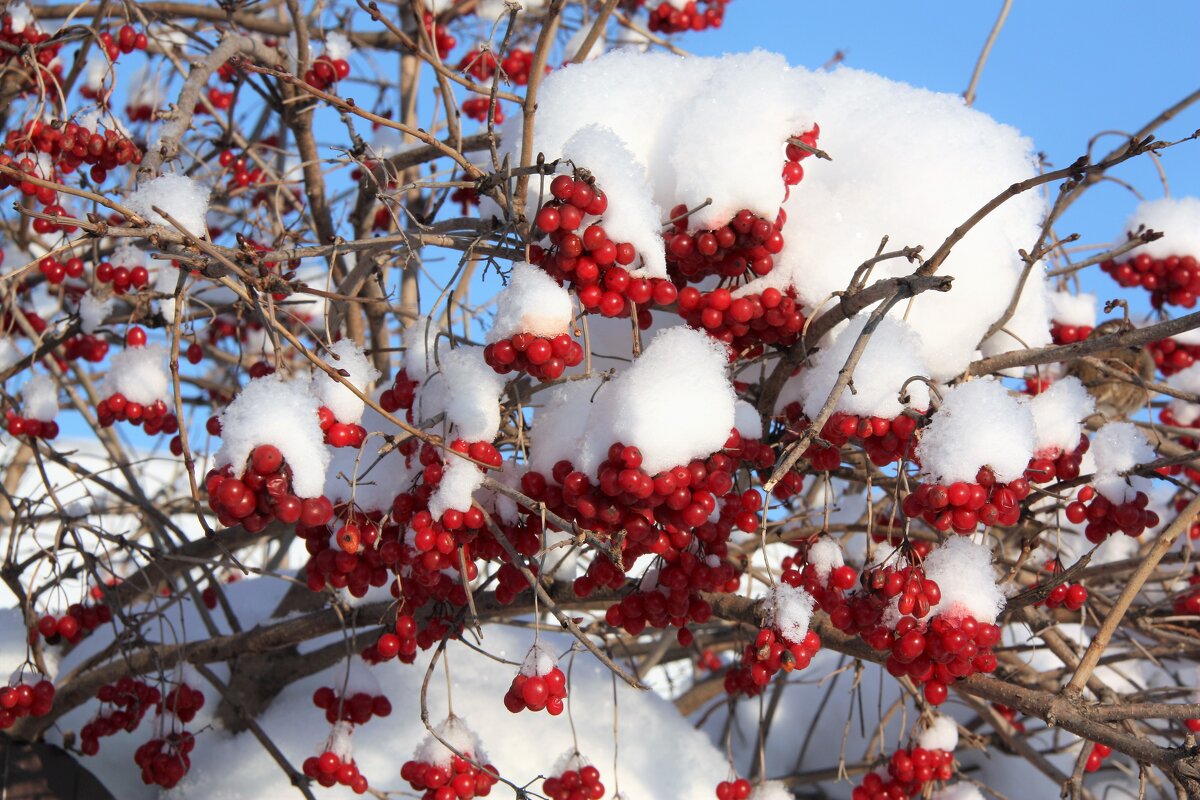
[529,377,602,476]
[1125,197,1200,260]
[1028,376,1094,455]
[918,714,959,752]
[762,583,815,645]
[806,537,844,584]
[933,784,985,800]
[414,716,487,768]
[101,345,169,406]
[21,374,58,421]
[916,379,1035,484]
[923,536,1005,624]
[519,644,557,677]
[313,339,379,424]
[488,262,575,341]
[126,174,210,237]
[436,347,506,442]
[1049,291,1096,327]
[429,455,484,519]
[748,781,794,800]
[78,291,112,334]
[1090,422,1155,503]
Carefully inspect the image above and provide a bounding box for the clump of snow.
[79,291,112,334]
[101,345,169,406]
[578,326,734,475]
[529,377,602,476]
[519,644,557,677]
[762,583,815,645]
[922,536,1005,624]
[559,125,666,277]
[126,174,210,237]
[789,316,930,419]
[436,346,505,441]
[806,537,844,584]
[550,749,591,776]
[748,780,794,800]
[916,379,1035,484]
[413,716,487,768]
[1167,364,1200,424]
[487,262,574,341]
[7,2,33,34]
[313,340,379,424]
[1028,376,1094,455]
[918,714,959,752]
[933,784,985,800]
[1090,422,1155,503]
[0,337,20,375]
[326,721,354,761]
[1049,291,1096,327]
[324,32,351,61]
[429,455,484,519]
[153,262,179,323]
[329,658,382,697]
[20,374,57,421]
[215,375,330,498]
[403,317,447,382]
[734,400,762,440]
[1125,197,1200,260]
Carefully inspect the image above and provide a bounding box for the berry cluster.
[503,647,567,715]
[3,119,142,190]
[34,603,112,644]
[0,12,63,96]
[792,409,920,471]
[1035,581,1088,611]
[543,757,605,800]
[422,13,457,59]
[318,405,367,448]
[1173,571,1200,615]
[713,778,753,800]
[483,332,584,381]
[81,677,162,755]
[95,256,152,294]
[677,285,806,354]
[851,747,954,800]
[0,678,55,729]
[643,0,729,34]
[1024,434,1089,485]
[400,754,498,800]
[462,96,504,124]
[302,749,369,793]
[134,732,195,789]
[884,614,1000,705]
[36,255,84,284]
[205,444,335,533]
[992,703,1026,733]
[1064,486,1159,542]
[1085,743,1113,773]
[300,514,392,596]
[362,614,419,664]
[1050,320,1094,344]
[901,467,1030,534]
[1148,336,1200,376]
[312,685,392,725]
[97,393,179,436]
[5,410,59,440]
[379,368,420,415]
[724,625,821,697]
[304,54,351,91]
[1102,253,1200,309]
[161,683,205,723]
[98,24,148,62]
[601,550,737,642]
[666,207,785,283]
[63,333,110,363]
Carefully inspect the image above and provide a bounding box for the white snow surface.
[734,400,762,440]
[429,455,484,519]
[1028,376,1094,455]
[1167,363,1200,425]
[748,781,795,800]
[1125,197,1200,260]
[1090,422,1155,503]
[100,344,169,406]
[313,339,379,424]
[432,346,505,442]
[324,392,420,512]
[529,377,602,476]
[20,374,57,421]
[518,643,557,677]
[1049,291,1097,327]
[922,536,1005,625]
[7,2,32,34]
[215,375,330,498]
[762,583,815,645]
[78,291,112,335]
[125,174,211,237]
[579,326,735,475]
[806,537,844,584]
[933,785,985,800]
[916,379,1035,485]
[414,715,488,768]
[487,261,574,341]
[324,31,350,61]
[918,714,959,752]
[789,316,930,418]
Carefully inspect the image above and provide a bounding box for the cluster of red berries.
[1050,320,1094,344]
[98,25,148,62]
[458,48,534,85]
[300,516,392,596]
[886,614,1000,705]
[851,747,954,800]
[36,256,84,285]
[543,761,605,800]
[503,652,567,715]
[483,332,583,381]
[204,444,335,532]
[1102,252,1200,309]
[643,0,729,33]
[161,683,205,723]
[601,551,737,642]
[134,732,195,789]
[0,13,63,96]
[400,754,499,800]
[493,559,539,606]
[901,467,1030,534]
[666,206,784,283]
[217,148,267,194]
[95,257,152,294]
[362,614,419,664]
[724,625,821,697]
[304,54,351,91]
[1064,486,1159,542]
[1148,337,1200,376]
[379,368,420,415]
[1035,581,1088,611]
[677,285,806,354]
[80,677,162,755]
[423,13,457,59]
[318,406,367,448]
[64,333,110,363]
[1024,434,1089,485]
[5,410,59,440]
[96,393,179,435]
[992,703,1026,733]
[3,120,142,189]
[794,409,920,470]
[0,679,55,729]
[462,96,504,124]
[713,777,753,800]
[302,750,369,793]
[779,549,857,609]
[312,685,392,725]
[1085,742,1114,772]
[34,604,112,644]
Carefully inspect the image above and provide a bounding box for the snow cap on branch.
[126,173,211,237]
[762,583,815,645]
[1028,376,1094,455]
[101,344,170,407]
[1090,422,1155,503]
[488,262,575,341]
[20,374,57,422]
[916,379,1035,484]
[313,339,379,424]
[1126,197,1200,260]
[923,536,1005,624]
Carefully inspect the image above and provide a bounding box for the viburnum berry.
[504,645,567,715]
[543,752,605,800]
[714,777,752,800]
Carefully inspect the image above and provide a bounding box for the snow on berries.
[852,745,955,799]
[8,373,59,440]
[401,715,498,800]
[97,337,179,435]
[1048,290,1097,344]
[302,722,370,793]
[917,380,1036,486]
[543,750,605,800]
[504,644,567,715]
[484,262,582,380]
[125,173,211,236]
[313,339,379,447]
[1089,422,1156,504]
[1102,197,1200,308]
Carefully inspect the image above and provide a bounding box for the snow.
[324,32,351,61]
[327,721,354,761]
[916,379,1036,484]
[1090,422,1155,503]
[734,400,762,440]
[435,346,506,442]
[215,375,330,498]
[579,326,735,475]
[78,291,112,334]
[922,536,1005,625]
[1125,197,1200,260]
[7,2,32,34]
[1048,291,1096,327]
[519,643,557,677]
[126,174,211,237]
[918,714,959,752]
[529,376,602,476]
[762,583,815,645]
[313,339,379,424]
[748,781,794,800]
[806,537,843,584]
[154,263,179,323]
[1028,376,1094,455]
[403,317,447,382]
[20,373,57,421]
[487,261,575,341]
[933,785,985,800]
[788,316,930,418]
[414,715,488,768]
[429,455,484,519]
[1167,364,1200,424]
[560,125,666,277]
[101,344,169,406]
